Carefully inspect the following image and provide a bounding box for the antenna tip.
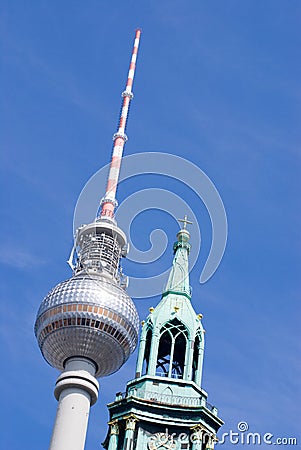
[135,28,142,36]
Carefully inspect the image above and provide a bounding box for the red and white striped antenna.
[100,29,142,220]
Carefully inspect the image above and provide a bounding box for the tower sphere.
[33,30,142,450]
[34,273,139,378]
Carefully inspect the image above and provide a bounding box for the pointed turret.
[162,215,192,299]
[103,217,223,450]
[135,216,204,384]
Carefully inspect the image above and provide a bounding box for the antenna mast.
[100,29,142,220]
[35,30,142,450]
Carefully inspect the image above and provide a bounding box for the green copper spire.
[162,215,192,300]
[134,215,206,383]
[102,215,223,450]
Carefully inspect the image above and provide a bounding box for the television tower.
[34,30,141,450]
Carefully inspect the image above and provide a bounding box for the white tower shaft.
[34,30,141,450]
[49,358,99,450]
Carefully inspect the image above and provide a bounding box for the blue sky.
[1,1,300,449]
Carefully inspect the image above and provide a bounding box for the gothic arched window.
[142,327,152,375]
[156,330,172,377]
[192,332,202,382]
[156,319,188,379]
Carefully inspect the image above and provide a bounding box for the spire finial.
[175,214,191,249]
[178,214,193,230]
[100,29,142,221]
[162,215,192,299]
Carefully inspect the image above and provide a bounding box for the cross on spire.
[178,214,193,230]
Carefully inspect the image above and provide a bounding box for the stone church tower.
[103,218,223,449]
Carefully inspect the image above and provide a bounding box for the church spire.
[163,215,192,300]
[135,217,205,384]
[103,216,223,450]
